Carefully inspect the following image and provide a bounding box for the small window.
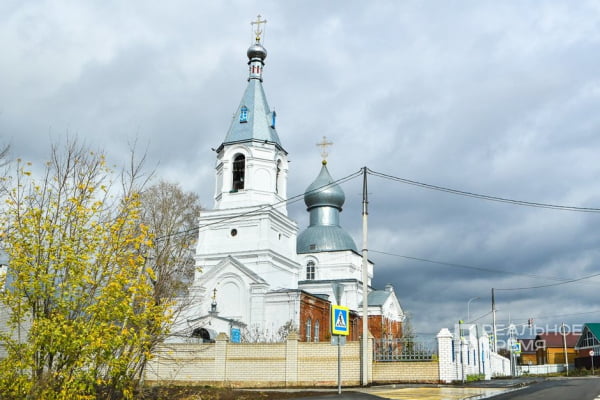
[275,159,281,193]
[271,110,277,128]
[232,154,245,191]
[305,318,312,342]
[240,106,248,123]
[314,320,320,342]
[306,260,315,280]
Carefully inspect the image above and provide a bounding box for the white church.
[172,20,405,343]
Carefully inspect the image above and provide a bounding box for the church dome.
[247,43,267,60]
[297,163,357,254]
[297,225,357,254]
[304,163,345,211]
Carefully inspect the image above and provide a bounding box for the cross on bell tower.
[251,14,267,42]
[316,136,334,165]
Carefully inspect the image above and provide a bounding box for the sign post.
[331,305,349,395]
[590,350,595,375]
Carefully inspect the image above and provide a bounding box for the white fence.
[517,363,567,375]
[436,327,511,383]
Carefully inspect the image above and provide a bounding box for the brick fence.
[145,328,510,386]
[145,332,373,387]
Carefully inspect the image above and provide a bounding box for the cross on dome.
[251,14,267,42]
[316,136,333,165]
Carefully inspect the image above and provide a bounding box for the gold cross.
[251,14,267,42]
[316,136,333,164]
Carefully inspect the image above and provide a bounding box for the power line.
[495,271,600,291]
[370,249,574,283]
[367,168,600,213]
[154,168,363,242]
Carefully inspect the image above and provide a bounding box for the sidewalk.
[272,377,542,400]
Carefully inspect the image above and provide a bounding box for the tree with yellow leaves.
[0,140,171,400]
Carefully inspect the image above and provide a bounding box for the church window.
[306,260,315,280]
[314,320,320,342]
[240,106,248,123]
[271,110,277,128]
[305,318,312,342]
[275,159,281,193]
[232,154,245,191]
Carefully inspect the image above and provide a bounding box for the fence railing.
[373,338,437,362]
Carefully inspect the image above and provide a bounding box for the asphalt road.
[486,377,600,400]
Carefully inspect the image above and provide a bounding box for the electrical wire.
[367,168,600,213]
[495,271,600,291]
[370,249,574,283]
[467,310,493,324]
[154,168,363,242]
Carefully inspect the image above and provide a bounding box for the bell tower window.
[232,154,245,191]
[276,159,281,193]
[306,260,315,280]
[240,106,248,123]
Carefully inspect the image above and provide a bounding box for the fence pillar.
[437,328,455,383]
[285,332,299,386]
[479,332,491,380]
[214,332,229,382]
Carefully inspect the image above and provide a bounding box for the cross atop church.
[251,14,267,42]
[316,136,333,165]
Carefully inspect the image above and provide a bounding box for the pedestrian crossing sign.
[331,305,350,336]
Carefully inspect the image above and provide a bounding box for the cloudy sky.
[3,1,600,342]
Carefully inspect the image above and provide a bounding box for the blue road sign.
[331,305,350,336]
[231,327,241,343]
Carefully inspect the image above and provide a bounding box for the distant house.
[574,323,600,369]
[535,332,580,365]
[517,338,537,365]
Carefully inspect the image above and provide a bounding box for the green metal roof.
[585,323,600,339]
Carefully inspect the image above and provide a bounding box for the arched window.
[314,320,320,342]
[305,318,312,342]
[232,154,245,191]
[306,260,315,280]
[275,159,281,193]
[240,106,248,123]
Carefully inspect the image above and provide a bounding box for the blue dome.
[304,164,345,210]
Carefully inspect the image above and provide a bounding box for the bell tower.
[213,15,289,215]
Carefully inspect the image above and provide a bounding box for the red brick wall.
[299,293,403,342]
[352,315,403,340]
[299,292,330,342]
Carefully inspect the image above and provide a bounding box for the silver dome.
[297,164,357,254]
[304,164,345,210]
[247,43,267,60]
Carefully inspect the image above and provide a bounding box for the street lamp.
[467,297,480,322]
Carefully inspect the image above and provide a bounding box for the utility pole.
[361,167,369,386]
[561,322,569,376]
[492,288,497,353]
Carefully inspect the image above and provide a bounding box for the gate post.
[437,328,454,383]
